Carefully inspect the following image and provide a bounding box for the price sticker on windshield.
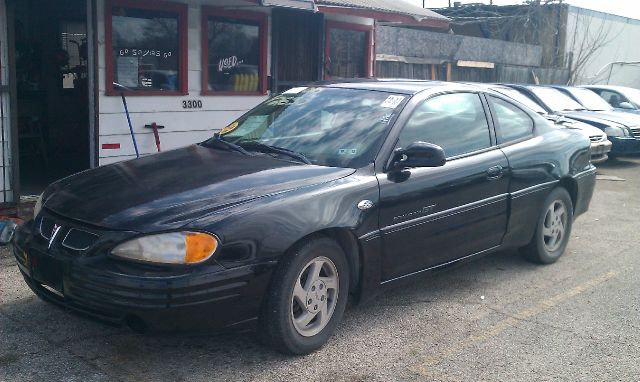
[381,95,406,109]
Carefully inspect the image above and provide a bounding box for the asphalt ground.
[1,157,639,382]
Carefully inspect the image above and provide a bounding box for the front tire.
[522,187,573,264]
[259,236,350,355]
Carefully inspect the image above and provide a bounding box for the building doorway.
[10,0,91,196]
[271,8,324,94]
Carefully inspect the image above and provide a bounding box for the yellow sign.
[220,121,239,135]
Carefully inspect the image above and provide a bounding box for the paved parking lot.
[1,157,639,382]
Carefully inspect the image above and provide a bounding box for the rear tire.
[259,236,350,355]
[522,187,573,264]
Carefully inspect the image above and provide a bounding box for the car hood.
[560,110,640,128]
[43,145,355,232]
[549,116,607,137]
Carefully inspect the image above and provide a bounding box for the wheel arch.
[275,228,362,298]
[558,177,578,210]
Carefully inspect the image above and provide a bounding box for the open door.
[271,8,324,94]
[10,0,91,196]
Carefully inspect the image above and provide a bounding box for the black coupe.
[10,81,596,354]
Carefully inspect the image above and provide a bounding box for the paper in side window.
[381,95,406,109]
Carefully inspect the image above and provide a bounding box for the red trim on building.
[104,0,189,96]
[101,143,121,150]
[318,6,449,30]
[324,20,373,80]
[201,7,269,96]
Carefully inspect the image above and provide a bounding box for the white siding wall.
[0,0,14,202]
[566,6,640,87]
[96,0,271,165]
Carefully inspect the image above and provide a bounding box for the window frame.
[324,21,373,80]
[201,7,268,96]
[391,91,495,162]
[105,0,188,96]
[486,94,535,146]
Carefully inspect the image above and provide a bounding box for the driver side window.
[397,93,492,158]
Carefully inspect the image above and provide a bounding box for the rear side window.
[488,96,534,143]
[596,90,628,108]
[397,93,492,158]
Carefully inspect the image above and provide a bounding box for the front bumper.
[11,217,273,333]
[590,139,612,163]
[609,136,640,155]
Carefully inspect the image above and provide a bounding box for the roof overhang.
[260,0,317,11]
[317,6,449,30]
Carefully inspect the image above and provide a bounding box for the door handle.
[486,165,504,180]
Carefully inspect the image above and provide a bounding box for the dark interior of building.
[12,0,90,195]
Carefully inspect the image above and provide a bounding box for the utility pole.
[423,0,426,8]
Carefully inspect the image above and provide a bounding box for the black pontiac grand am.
[9,81,596,354]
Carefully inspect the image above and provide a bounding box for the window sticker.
[381,95,405,109]
[283,87,308,95]
[220,121,239,135]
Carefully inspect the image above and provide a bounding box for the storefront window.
[203,9,267,95]
[106,1,187,95]
[325,22,371,79]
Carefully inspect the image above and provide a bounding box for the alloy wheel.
[542,200,568,253]
[290,256,339,337]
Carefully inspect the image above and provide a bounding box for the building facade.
[0,0,447,208]
[565,6,640,87]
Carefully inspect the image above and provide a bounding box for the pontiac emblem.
[357,200,374,210]
[48,224,62,249]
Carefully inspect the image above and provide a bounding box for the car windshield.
[568,88,613,111]
[530,87,584,112]
[492,87,547,114]
[206,87,407,168]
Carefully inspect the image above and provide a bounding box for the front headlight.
[604,126,626,137]
[33,193,43,219]
[111,232,219,265]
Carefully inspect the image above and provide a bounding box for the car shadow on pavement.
[1,248,540,380]
[0,248,537,379]
[596,156,640,170]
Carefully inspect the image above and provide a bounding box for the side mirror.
[0,219,18,246]
[619,101,636,110]
[389,142,446,171]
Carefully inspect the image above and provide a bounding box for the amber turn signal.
[185,232,219,264]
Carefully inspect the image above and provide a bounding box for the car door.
[377,92,510,281]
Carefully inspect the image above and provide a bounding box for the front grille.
[589,135,604,143]
[39,217,55,240]
[38,216,99,252]
[630,127,640,138]
[62,229,99,251]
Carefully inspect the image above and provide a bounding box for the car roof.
[319,79,484,95]
[581,85,636,92]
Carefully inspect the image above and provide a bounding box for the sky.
[405,0,640,20]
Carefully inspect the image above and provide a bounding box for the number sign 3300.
[182,100,203,109]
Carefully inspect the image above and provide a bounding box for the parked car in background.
[474,83,611,163]
[505,84,640,156]
[581,85,640,114]
[8,81,596,355]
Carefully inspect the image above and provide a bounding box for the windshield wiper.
[203,133,253,156]
[239,141,312,165]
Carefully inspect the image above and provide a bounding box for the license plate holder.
[31,252,64,293]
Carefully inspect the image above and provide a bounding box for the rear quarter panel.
[501,119,592,248]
